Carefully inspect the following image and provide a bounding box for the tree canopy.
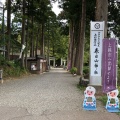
[0,0,120,78]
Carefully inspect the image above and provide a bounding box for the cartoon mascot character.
[106,89,119,111]
[83,86,96,110]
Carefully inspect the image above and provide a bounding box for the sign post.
[89,21,104,85]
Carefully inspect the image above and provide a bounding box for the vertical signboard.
[90,21,104,85]
[102,38,117,93]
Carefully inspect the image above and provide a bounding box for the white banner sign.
[90,21,104,85]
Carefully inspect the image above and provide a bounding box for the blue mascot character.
[83,86,96,110]
[106,89,120,112]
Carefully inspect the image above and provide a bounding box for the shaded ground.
[0,68,120,120]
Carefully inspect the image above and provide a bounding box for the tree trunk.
[35,28,39,56]
[21,0,26,67]
[25,0,30,68]
[47,22,50,67]
[95,0,108,37]
[74,19,81,74]
[30,16,34,57]
[74,0,86,75]
[6,0,11,60]
[79,0,86,75]
[71,22,75,67]
[25,32,28,68]
[40,22,45,56]
[30,0,34,57]
[67,20,74,70]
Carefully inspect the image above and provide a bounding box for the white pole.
[19,44,26,59]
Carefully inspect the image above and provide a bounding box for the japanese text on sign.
[90,31,103,76]
[102,39,117,93]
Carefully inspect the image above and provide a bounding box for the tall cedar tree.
[6,0,11,60]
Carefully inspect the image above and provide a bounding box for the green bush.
[70,67,77,74]
[83,66,89,74]
[118,69,120,85]
[118,86,120,98]
[14,59,21,67]
[0,58,28,78]
[118,49,120,85]
[3,66,28,78]
[98,96,108,106]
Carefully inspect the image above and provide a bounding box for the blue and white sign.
[106,89,120,112]
[83,86,97,111]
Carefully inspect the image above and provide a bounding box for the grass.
[77,84,86,91]
[97,96,107,106]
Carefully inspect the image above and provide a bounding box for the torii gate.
[61,58,67,66]
[49,57,55,67]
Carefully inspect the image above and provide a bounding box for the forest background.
[0,0,120,86]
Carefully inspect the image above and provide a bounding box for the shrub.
[0,59,28,78]
[70,67,77,74]
[83,66,89,74]
[118,69,120,85]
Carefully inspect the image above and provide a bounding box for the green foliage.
[77,84,86,91]
[118,49,120,66]
[3,66,20,77]
[118,49,120,85]
[108,1,120,40]
[0,57,28,78]
[3,65,28,78]
[83,66,89,75]
[54,35,68,59]
[84,36,90,64]
[1,0,119,77]
[0,54,5,66]
[0,55,14,67]
[118,69,120,86]
[98,96,107,106]
[118,86,120,98]
[70,67,77,74]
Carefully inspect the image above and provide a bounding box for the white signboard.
[90,21,104,85]
[90,31,103,76]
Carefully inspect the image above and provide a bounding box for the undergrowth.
[0,55,29,79]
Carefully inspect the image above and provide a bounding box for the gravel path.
[0,68,119,120]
